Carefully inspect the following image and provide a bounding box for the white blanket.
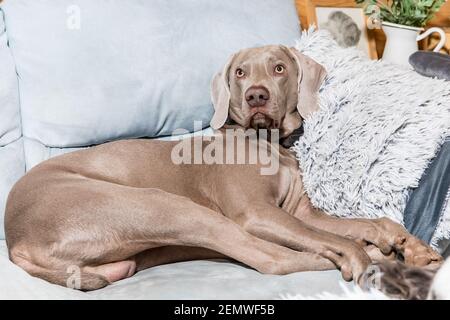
[293,29,450,246]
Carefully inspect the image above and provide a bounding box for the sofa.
[0,0,360,299]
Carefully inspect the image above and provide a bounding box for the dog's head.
[210,45,327,138]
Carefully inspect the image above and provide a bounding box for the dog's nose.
[245,86,270,108]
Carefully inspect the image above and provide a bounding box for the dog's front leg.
[294,196,443,267]
[234,204,371,282]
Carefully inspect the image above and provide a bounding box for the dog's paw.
[371,217,443,267]
[399,236,443,267]
[321,240,372,282]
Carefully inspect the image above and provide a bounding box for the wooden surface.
[295,0,378,58]
[427,2,450,53]
[295,0,450,57]
[429,1,450,27]
[295,0,357,27]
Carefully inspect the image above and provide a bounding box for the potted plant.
[356,0,447,65]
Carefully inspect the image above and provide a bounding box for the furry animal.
[368,257,450,299]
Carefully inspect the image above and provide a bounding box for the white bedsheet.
[0,241,352,300]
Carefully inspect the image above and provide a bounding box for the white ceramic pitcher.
[382,21,446,66]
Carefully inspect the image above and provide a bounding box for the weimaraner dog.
[5,45,442,290]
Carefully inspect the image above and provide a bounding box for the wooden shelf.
[429,2,450,27]
[294,0,450,57]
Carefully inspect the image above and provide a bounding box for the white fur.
[283,261,450,300]
[293,28,450,247]
[281,282,391,300]
[428,258,450,299]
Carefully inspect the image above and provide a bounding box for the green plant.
[355,0,446,27]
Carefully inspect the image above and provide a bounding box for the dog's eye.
[275,65,285,74]
[236,68,245,78]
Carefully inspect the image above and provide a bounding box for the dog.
[5,45,442,290]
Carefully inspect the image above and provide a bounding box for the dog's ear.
[210,53,236,130]
[283,46,327,119]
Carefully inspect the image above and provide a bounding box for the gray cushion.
[1,0,301,148]
[405,137,450,244]
[409,51,450,81]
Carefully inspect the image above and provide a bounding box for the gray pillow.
[1,0,301,148]
[409,51,450,81]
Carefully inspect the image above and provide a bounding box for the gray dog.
[5,45,441,290]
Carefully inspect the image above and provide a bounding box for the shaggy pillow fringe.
[293,28,450,247]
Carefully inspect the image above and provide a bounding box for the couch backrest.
[0,8,25,239]
[0,0,301,238]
